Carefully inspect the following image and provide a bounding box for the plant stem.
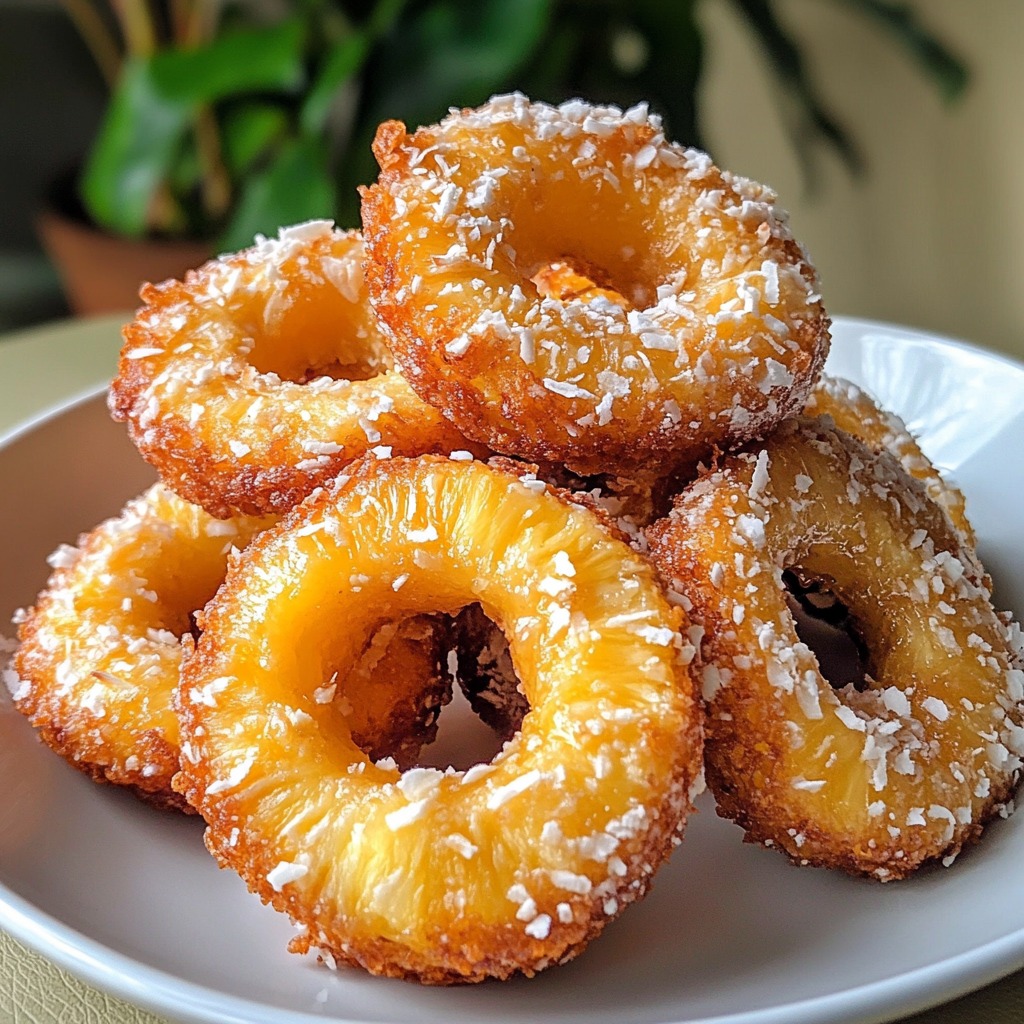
[171,0,222,47]
[110,2,182,234]
[172,0,232,231]
[194,106,233,227]
[60,0,122,88]
[110,0,159,56]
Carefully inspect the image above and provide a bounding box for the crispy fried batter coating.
[806,374,975,545]
[175,455,702,983]
[646,418,1024,879]
[10,484,274,811]
[361,94,829,477]
[110,222,482,519]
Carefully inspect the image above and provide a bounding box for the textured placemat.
[0,932,165,1024]
[6,922,1024,1024]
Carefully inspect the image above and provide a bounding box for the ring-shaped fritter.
[361,94,830,476]
[10,484,274,811]
[806,374,975,546]
[175,455,702,983]
[110,221,481,519]
[645,418,1024,880]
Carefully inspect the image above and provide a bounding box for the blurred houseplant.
[43,0,967,313]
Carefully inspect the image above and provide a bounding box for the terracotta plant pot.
[36,173,211,317]
[37,207,211,317]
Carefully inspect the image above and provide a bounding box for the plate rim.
[5,875,1024,1024]
[3,314,1024,1024]
[0,382,111,448]
[826,314,1024,377]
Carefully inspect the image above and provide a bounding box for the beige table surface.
[1,315,1024,1024]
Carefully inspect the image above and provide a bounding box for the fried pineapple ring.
[110,221,480,519]
[10,485,274,811]
[646,419,1024,880]
[361,94,829,476]
[806,374,974,545]
[175,455,702,983]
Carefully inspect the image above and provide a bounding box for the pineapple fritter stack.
[8,94,1023,984]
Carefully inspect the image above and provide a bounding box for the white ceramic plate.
[2,316,1024,1024]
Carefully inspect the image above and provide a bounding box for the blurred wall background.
[0,2,106,327]
[700,0,1024,359]
[2,0,1022,360]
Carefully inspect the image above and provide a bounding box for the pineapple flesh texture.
[179,456,701,980]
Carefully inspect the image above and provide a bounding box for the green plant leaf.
[301,0,417,148]
[301,32,369,136]
[167,133,201,199]
[217,135,336,252]
[520,0,706,149]
[78,18,309,239]
[365,0,552,129]
[221,103,291,177]
[79,56,192,237]
[335,0,552,224]
[148,18,307,105]
[830,0,968,102]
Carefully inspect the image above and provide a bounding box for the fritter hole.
[416,683,507,772]
[413,603,529,771]
[244,293,388,382]
[784,570,870,691]
[529,259,653,310]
